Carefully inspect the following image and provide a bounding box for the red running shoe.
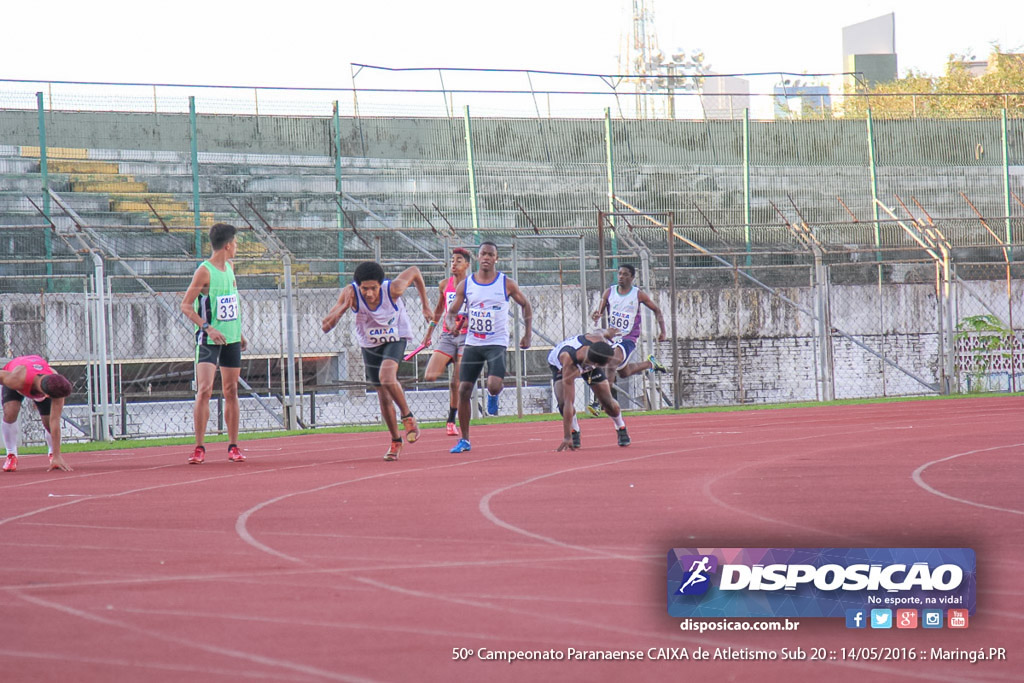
[384,439,402,461]
[445,422,460,437]
[188,446,205,464]
[228,445,245,463]
[2,454,17,472]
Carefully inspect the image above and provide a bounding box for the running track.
[1,396,1021,682]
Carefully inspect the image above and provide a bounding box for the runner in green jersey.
[181,223,248,465]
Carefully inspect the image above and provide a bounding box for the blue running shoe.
[486,393,499,416]
[648,355,667,374]
[450,438,472,453]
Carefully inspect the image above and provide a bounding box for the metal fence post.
[189,96,201,257]
[603,108,618,271]
[668,212,679,408]
[511,239,523,418]
[815,257,834,401]
[36,92,53,288]
[282,254,299,429]
[742,108,752,266]
[579,234,593,408]
[464,106,480,243]
[1001,109,1013,263]
[639,248,656,409]
[91,253,112,440]
[866,109,882,262]
[333,100,345,283]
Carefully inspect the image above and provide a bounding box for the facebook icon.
[846,609,867,629]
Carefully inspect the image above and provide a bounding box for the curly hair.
[41,374,73,399]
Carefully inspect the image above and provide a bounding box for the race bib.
[368,326,399,345]
[468,308,495,336]
[216,294,239,321]
[609,310,633,331]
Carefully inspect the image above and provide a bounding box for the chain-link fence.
[3,82,1023,444]
[3,216,1021,445]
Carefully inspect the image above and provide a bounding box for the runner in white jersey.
[443,241,532,453]
[420,247,472,437]
[322,261,431,461]
[590,264,668,412]
[546,329,632,451]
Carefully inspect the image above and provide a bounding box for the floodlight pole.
[668,212,679,408]
[597,211,607,299]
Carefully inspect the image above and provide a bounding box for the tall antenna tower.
[621,0,663,117]
[618,0,710,118]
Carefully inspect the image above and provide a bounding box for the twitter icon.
[870,609,893,629]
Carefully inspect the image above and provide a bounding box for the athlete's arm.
[322,286,355,333]
[506,278,532,349]
[181,266,226,344]
[591,288,610,323]
[390,266,432,321]
[0,366,27,392]
[444,280,467,333]
[46,397,71,472]
[638,290,667,341]
[421,280,448,345]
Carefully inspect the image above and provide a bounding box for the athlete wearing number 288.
[443,241,532,453]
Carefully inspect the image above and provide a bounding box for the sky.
[3,0,1020,85]
[1,0,1021,117]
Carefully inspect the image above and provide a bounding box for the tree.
[840,46,1024,118]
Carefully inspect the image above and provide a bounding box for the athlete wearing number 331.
[322,261,432,461]
[180,223,249,466]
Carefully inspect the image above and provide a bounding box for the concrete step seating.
[18,147,225,228]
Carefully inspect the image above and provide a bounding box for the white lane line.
[11,590,379,683]
[911,442,1024,516]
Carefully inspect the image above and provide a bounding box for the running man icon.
[678,556,712,594]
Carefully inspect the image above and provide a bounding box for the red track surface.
[1,396,1021,682]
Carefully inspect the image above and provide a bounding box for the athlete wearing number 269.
[322,261,432,461]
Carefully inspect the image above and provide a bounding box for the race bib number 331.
[216,294,239,321]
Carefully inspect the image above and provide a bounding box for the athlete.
[444,242,532,453]
[419,247,472,437]
[180,222,248,465]
[322,261,431,461]
[589,264,668,412]
[548,331,631,451]
[1,355,74,472]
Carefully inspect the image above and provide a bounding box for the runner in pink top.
[420,248,472,436]
[1,355,74,472]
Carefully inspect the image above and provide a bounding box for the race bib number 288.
[468,309,494,335]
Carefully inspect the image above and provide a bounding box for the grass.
[23,390,1022,455]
